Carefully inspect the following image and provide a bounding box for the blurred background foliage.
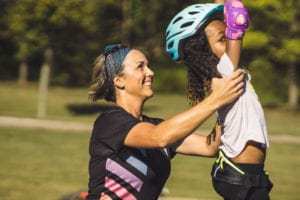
[0,0,299,107]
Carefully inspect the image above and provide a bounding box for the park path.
[0,116,300,143]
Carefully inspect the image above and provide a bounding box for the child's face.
[204,20,226,58]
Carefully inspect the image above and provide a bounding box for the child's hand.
[224,0,249,40]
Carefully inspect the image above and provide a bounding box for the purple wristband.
[225,0,249,40]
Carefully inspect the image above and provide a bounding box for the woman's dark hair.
[182,30,220,106]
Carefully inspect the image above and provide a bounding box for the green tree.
[8,0,97,85]
[2,0,298,105]
[243,0,300,107]
[0,0,18,80]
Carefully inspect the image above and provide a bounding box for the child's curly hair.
[182,30,220,106]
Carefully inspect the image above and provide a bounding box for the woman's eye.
[137,64,144,70]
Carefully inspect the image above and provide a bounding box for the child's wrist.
[226,28,245,40]
[224,0,249,40]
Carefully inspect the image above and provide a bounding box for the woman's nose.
[146,66,154,77]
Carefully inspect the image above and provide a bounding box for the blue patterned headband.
[104,44,132,73]
[103,44,132,100]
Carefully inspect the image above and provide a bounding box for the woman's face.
[117,49,154,100]
[204,20,226,58]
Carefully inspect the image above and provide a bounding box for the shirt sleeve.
[93,108,140,152]
[168,138,184,159]
[217,53,235,77]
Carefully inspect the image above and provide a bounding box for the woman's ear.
[114,76,125,89]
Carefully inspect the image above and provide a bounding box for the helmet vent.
[167,31,184,40]
[166,30,170,37]
[189,11,200,15]
[167,41,174,49]
[173,16,183,24]
[181,21,193,28]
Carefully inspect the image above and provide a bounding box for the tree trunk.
[18,61,28,86]
[288,63,298,108]
[37,48,53,118]
[121,0,132,44]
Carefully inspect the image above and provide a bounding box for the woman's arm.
[175,122,222,157]
[124,69,244,148]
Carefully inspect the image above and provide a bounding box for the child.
[166,1,273,199]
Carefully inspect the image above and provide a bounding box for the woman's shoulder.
[142,115,164,125]
[95,106,129,121]
[94,106,163,125]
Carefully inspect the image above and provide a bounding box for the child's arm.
[224,0,249,70]
[226,38,242,70]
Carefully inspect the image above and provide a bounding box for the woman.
[86,44,244,200]
[165,2,272,200]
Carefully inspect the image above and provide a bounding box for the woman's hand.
[100,193,112,200]
[210,69,245,107]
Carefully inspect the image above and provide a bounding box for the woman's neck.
[116,97,145,120]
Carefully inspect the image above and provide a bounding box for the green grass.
[0,128,299,200]
[0,127,90,200]
[0,81,98,122]
[0,81,300,199]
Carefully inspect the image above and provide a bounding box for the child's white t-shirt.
[217,53,269,158]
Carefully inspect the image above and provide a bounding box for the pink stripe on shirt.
[106,158,143,191]
[105,177,137,200]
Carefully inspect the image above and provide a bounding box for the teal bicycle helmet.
[166,4,224,61]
